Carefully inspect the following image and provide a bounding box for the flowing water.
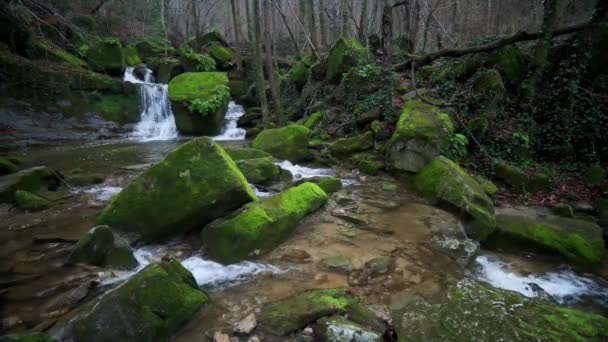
[213,102,247,141]
[124,67,178,142]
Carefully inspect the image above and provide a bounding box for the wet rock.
[280,249,312,263]
[0,166,61,203]
[14,190,49,211]
[386,100,454,173]
[105,246,139,269]
[43,281,96,312]
[234,313,257,334]
[488,215,605,265]
[334,193,356,206]
[363,199,400,210]
[295,176,343,194]
[85,38,125,75]
[213,332,230,342]
[202,183,328,263]
[252,125,311,162]
[258,289,382,336]
[364,257,391,277]
[247,336,261,342]
[415,156,496,240]
[319,255,354,274]
[98,138,256,242]
[351,152,386,176]
[64,259,208,342]
[332,209,369,225]
[381,182,399,192]
[328,132,374,157]
[526,283,555,302]
[68,174,105,187]
[366,304,391,322]
[315,316,382,342]
[68,226,138,270]
[236,158,281,185]
[430,236,480,268]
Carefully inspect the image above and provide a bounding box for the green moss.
[474,175,498,199]
[329,131,374,157]
[85,38,125,75]
[252,125,311,162]
[14,190,49,211]
[352,152,385,175]
[68,225,115,266]
[303,112,323,129]
[473,69,506,98]
[168,72,229,101]
[202,183,328,263]
[66,259,208,342]
[415,156,496,240]
[91,93,140,124]
[189,30,228,50]
[0,167,58,203]
[495,161,550,193]
[325,38,366,83]
[583,165,605,186]
[98,138,256,242]
[207,44,235,70]
[105,246,139,270]
[225,147,272,161]
[488,215,605,265]
[135,40,174,62]
[291,56,312,88]
[235,158,281,185]
[149,57,182,83]
[295,177,343,194]
[454,54,485,80]
[486,45,529,85]
[179,47,216,72]
[123,45,142,66]
[0,157,18,175]
[29,37,88,68]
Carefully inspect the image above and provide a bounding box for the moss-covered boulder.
[68,225,138,270]
[294,177,343,194]
[135,40,174,62]
[487,215,604,265]
[395,279,608,342]
[495,161,550,193]
[236,158,281,185]
[415,156,496,240]
[329,131,374,157]
[386,100,454,173]
[0,157,18,176]
[486,45,529,85]
[28,37,88,68]
[98,138,256,242]
[474,175,498,199]
[0,334,57,342]
[0,167,60,203]
[168,72,230,136]
[258,288,382,337]
[189,30,229,50]
[315,316,382,342]
[291,57,312,89]
[225,147,272,161]
[202,183,328,263]
[207,43,235,70]
[352,152,386,175]
[85,38,125,75]
[14,190,49,211]
[325,38,366,83]
[149,57,183,84]
[122,45,142,66]
[252,125,311,162]
[473,69,506,99]
[65,259,208,342]
[302,112,323,130]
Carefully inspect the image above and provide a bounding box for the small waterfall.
[124,67,178,141]
[213,101,246,141]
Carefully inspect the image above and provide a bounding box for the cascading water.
[124,67,178,141]
[213,101,247,141]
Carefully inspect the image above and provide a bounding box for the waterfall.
[213,101,247,141]
[124,67,178,141]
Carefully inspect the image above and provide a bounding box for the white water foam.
[251,184,273,198]
[101,245,282,290]
[475,255,608,305]
[213,102,247,141]
[276,160,336,180]
[124,67,178,142]
[83,186,122,202]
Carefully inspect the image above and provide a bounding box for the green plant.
[181,47,216,72]
[446,133,469,161]
[187,85,230,117]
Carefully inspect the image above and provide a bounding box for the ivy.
[187,85,230,117]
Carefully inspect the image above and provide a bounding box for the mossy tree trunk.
[253,0,269,126]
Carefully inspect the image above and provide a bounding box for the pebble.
[234,313,257,334]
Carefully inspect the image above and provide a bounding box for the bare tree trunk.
[370,0,381,34]
[273,0,301,56]
[341,0,350,37]
[319,0,329,48]
[253,0,269,127]
[358,0,369,42]
[264,0,282,124]
[246,0,254,43]
[230,0,243,71]
[160,0,169,54]
[381,0,395,66]
[308,0,320,50]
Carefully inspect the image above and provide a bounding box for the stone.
[474,175,498,199]
[105,246,139,270]
[290,57,312,89]
[430,236,480,268]
[207,43,236,70]
[252,125,311,162]
[495,161,550,193]
[225,148,272,161]
[486,45,529,85]
[364,257,391,277]
[168,72,230,136]
[315,316,382,342]
[386,100,454,173]
[325,38,367,83]
[98,138,256,242]
[351,152,385,175]
[473,69,506,99]
[329,132,374,157]
[212,333,230,342]
[363,199,400,210]
[0,157,18,176]
[234,313,257,334]
[280,249,312,263]
[294,177,343,194]
[331,210,370,226]
[202,183,328,263]
[415,156,496,240]
[0,167,60,204]
[68,225,138,270]
[135,40,175,62]
[14,190,49,211]
[235,158,281,185]
[319,255,354,274]
[148,57,182,84]
[85,38,125,75]
[302,112,323,130]
[64,259,208,342]
[68,174,105,187]
[123,45,141,66]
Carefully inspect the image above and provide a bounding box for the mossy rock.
[0,334,57,342]
[291,56,312,89]
[207,43,235,70]
[325,38,367,83]
[294,177,343,194]
[98,138,256,242]
[495,161,550,193]
[352,152,386,176]
[123,45,142,66]
[0,157,18,176]
[258,288,382,337]
[474,175,498,199]
[473,69,506,99]
[168,72,230,136]
[415,156,496,240]
[486,45,529,85]
[252,125,311,162]
[225,147,272,161]
[135,40,174,62]
[85,38,125,75]
[303,112,323,130]
[14,190,49,211]
[387,100,454,173]
[105,246,139,270]
[188,30,228,50]
[315,316,382,342]
[329,131,374,157]
[87,91,140,124]
[202,183,328,263]
[487,215,605,265]
[149,57,183,84]
[65,259,208,342]
[68,225,115,266]
[0,167,60,203]
[235,158,281,185]
[28,37,88,68]
[228,79,251,98]
[395,279,608,342]
[583,165,605,186]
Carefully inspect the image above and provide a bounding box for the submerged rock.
[233,313,257,334]
[68,225,137,270]
[252,125,311,162]
[258,288,382,337]
[98,138,256,242]
[386,100,454,173]
[235,158,281,185]
[395,279,608,342]
[0,166,61,203]
[14,190,49,211]
[487,215,605,265]
[64,259,208,342]
[168,72,230,136]
[315,316,381,342]
[202,183,328,263]
[415,156,496,240]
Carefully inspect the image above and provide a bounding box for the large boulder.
[202,183,328,263]
[258,289,382,337]
[473,69,506,99]
[14,190,49,211]
[395,279,608,342]
[63,259,208,342]
[252,125,311,162]
[415,156,496,240]
[386,100,455,173]
[235,158,281,185]
[487,215,605,265]
[224,147,272,161]
[85,38,125,75]
[329,131,374,157]
[188,30,229,51]
[122,45,142,66]
[168,72,230,136]
[207,43,235,70]
[149,57,183,84]
[290,56,313,89]
[0,167,60,203]
[325,38,367,83]
[98,138,256,242]
[68,225,138,270]
[134,40,175,62]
